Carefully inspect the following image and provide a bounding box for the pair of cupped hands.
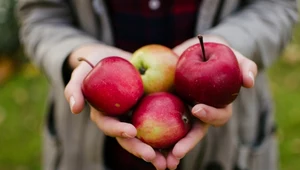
[64,35,257,170]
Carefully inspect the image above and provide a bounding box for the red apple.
[175,35,242,108]
[130,44,179,94]
[131,92,192,149]
[80,56,144,116]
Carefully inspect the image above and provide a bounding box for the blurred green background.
[0,2,300,170]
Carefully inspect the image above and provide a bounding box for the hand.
[64,44,167,169]
[64,44,138,136]
[173,34,257,89]
[166,35,258,169]
[174,34,257,124]
[64,43,132,114]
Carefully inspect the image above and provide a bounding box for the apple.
[174,35,242,108]
[130,44,178,94]
[131,92,192,149]
[80,56,144,116]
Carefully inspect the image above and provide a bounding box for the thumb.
[233,49,258,88]
[64,62,92,114]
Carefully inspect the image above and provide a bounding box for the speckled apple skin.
[82,56,144,116]
[131,92,192,149]
[175,43,242,108]
[130,44,178,94]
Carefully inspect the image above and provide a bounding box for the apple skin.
[130,44,178,94]
[81,56,144,116]
[175,42,242,108]
[131,92,192,149]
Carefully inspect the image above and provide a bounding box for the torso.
[104,0,201,52]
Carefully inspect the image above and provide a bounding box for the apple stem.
[197,35,206,61]
[78,57,95,68]
[139,67,146,75]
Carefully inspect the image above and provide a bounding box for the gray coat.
[17,0,298,170]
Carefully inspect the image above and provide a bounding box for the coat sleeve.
[206,0,298,69]
[17,0,100,85]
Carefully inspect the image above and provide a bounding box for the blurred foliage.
[0,64,48,170]
[267,24,300,170]
[0,0,27,85]
[0,0,20,55]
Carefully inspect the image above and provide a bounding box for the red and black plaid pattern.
[105,0,201,52]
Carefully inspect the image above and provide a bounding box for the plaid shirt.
[103,1,201,169]
[105,0,201,52]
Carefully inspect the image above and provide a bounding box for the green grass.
[0,65,48,170]
[268,48,300,170]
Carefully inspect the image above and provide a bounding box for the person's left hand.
[160,35,258,170]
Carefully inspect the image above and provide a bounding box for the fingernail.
[70,96,75,113]
[249,71,254,84]
[141,156,150,162]
[175,156,183,160]
[121,132,134,138]
[192,106,206,117]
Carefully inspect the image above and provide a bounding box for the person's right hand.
[64,44,167,169]
[64,43,132,114]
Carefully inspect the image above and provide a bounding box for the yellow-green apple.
[130,44,179,94]
[131,92,192,149]
[80,56,144,116]
[175,35,242,108]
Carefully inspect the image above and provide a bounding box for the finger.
[191,104,232,126]
[90,107,137,138]
[172,121,208,159]
[232,49,258,88]
[116,137,156,162]
[173,37,198,56]
[166,152,180,170]
[151,151,167,170]
[64,63,92,114]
